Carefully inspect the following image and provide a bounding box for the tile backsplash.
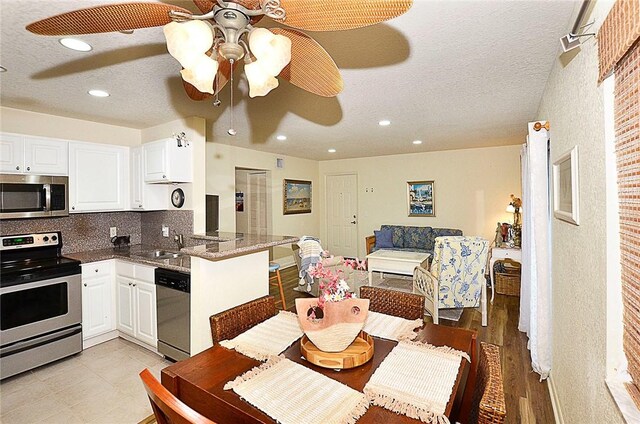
[0,210,193,254]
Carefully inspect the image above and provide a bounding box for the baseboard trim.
[83,330,118,349]
[547,374,564,424]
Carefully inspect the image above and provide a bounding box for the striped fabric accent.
[614,39,640,407]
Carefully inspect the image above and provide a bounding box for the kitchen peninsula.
[183,232,298,354]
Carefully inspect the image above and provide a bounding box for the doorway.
[235,168,271,235]
[325,173,358,257]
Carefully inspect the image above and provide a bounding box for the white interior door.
[248,171,267,235]
[326,174,358,257]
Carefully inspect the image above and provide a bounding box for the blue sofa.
[365,225,463,256]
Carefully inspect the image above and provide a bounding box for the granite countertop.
[66,244,191,273]
[185,231,299,261]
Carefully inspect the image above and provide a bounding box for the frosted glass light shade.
[180,54,218,94]
[245,60,279,97]
[248,28,292,76]
[164,21,213,69]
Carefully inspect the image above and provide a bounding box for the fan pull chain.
[213,70,221,107]
[227,59,236,136]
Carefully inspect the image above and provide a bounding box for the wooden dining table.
[161,323,478,424]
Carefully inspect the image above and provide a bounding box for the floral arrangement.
[307,258,366,309]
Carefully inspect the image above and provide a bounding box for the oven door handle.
[0,325,82,357]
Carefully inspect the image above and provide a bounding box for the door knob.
[350,220,357,224]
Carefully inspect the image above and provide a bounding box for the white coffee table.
[366,250,431,286]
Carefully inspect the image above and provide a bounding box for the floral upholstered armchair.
[413,236,490,326]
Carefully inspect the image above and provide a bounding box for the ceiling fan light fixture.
[180,54,218,94]
[163,21,213,68]
[245,60,279,98]
[248,28,292,75]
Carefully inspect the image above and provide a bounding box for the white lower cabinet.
[115,261,157,348]
[81,261,115,341]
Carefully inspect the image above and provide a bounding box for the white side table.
[489,247,522,302]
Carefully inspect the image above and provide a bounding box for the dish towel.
[363,311,423,342]
[225,356,368,424]
[220,311,303,361]
[364,340,470,424]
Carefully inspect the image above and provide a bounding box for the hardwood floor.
[270,266,555,424]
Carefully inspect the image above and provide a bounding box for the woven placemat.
[220,311,303,361]
[364,341,470,424]
[225,356,368,424]
[363,311,423,341]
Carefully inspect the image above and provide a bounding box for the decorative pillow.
[381,225,405,247]
[374,229,394,249]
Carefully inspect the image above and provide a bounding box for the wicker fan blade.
[26,3,191,35]
[271,28,342,97]
[275,0,413,31]
[192,0,215,14]
[181,56,231,101]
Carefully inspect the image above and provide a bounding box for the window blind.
[614,40,640,408]
[598,0,640,82]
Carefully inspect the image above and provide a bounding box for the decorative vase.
[295,297,370,352]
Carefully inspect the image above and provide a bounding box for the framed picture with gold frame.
[283,179,312,215]
[407,180,435,217]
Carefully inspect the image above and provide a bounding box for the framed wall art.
[553,146,579,225]
[407,180,435,217]
[283,179,311,214]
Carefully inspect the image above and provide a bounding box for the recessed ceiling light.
[328,148,336,153]
[59,38,92,52]
[88,89,110,97]
[276,135,287,141]
[378,120,391,126]
[0,66,6,72]
[412,140,423,145]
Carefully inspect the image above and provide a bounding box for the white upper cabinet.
[130,146,168,211]
[0,133,68,175]
[143,138,193,183]
[69,142,128,212]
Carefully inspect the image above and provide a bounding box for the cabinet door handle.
[15,165,20,171]
[162,175,166,179]
[128,282,132,286]
[132,283,137,287]
[139,204,143,208]
[72,206,75,210]
[83,283,87,287]
[26,166,31,171]
[95,269,98,273]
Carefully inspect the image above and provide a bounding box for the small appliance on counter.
[155,268,190,361]
[111,235,131,248]
[0,231,82,379]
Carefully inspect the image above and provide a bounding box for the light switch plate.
[162,225,169,237]
[110,227,117,238]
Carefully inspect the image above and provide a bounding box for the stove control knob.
[51,235,58,241]
[43,236,49,242]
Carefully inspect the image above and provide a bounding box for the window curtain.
[518,122,552,379]
[598,0,640,407]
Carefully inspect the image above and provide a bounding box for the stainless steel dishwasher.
[155,268,190,361]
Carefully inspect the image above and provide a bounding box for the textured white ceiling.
[0,0,577,159]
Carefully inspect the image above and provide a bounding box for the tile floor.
[0,338,171,424]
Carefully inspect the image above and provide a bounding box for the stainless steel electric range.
[0,232,82,380]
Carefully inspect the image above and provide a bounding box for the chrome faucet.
[173,233,185,250]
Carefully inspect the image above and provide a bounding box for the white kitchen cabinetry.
[130,146,168,210]
[143,138,192,183]
[115,261,157,348]
[81,261,115,341]
[0,132,68,175]
[69,142,128,212]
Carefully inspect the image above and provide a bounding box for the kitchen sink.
[135,250,184,260]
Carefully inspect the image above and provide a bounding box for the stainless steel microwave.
[0,174,68,219]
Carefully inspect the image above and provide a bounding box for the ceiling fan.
[26,0,413,134]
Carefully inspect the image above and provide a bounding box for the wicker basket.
[495,259,521,297]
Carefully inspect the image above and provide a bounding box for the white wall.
[0,106,140,146]
[318,145,522,257]
[206,142,319,260]
[536,0,623,422]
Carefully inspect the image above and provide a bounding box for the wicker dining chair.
[140,368,216,424]
[359,286,425,320]
[209,295,277,345]
[469,342,506,423]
